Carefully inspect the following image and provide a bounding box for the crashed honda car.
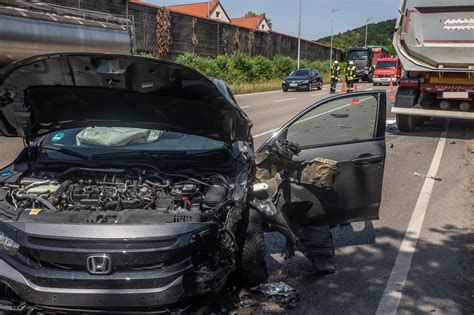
[0,53,386,313]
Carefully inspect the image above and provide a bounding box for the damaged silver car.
[0,53,386,313]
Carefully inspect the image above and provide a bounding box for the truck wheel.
[396,114,417,132]
[234,208,269,287]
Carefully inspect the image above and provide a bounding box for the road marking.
[235,90,282,97]
[375,120,450,315]
[240,105,250,109]
[273,98,296,103]
[253,96,372,138]
[253,128,279,138]
[311,92,326,96]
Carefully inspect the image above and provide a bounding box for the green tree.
[316,19,397,56]
[244,11,273,28]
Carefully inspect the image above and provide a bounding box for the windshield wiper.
[41,145,89,160]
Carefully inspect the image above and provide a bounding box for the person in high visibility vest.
[346,61,357,93]
[330,61,341,94]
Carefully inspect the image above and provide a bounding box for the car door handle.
[351,154,383,165]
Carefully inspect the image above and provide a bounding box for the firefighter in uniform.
[330,61,341,94]
[346,61,356,93]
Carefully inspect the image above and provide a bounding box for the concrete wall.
[43,0,341,61]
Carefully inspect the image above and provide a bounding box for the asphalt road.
[234,83,473,314]
[0,83,472,314]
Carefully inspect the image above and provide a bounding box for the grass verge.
[230,80,282,95]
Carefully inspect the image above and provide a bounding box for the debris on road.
[413,171,442,181]
[450,141,456,144]
[389,143,394,148]
[330,113,349,118]
[252,282,300,309]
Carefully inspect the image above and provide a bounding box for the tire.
[234,208,269,287]
[307,83,312,91]
[318,84,322,90]
[396,114,417,132]
[282,88,288,92]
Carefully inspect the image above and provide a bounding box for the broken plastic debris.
[254,282,300,309]
[413,172,442,181]
[330,113,349,118]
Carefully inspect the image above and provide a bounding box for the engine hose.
[54,180,73,199]
[145,180,170,188]
[15,193,57,211]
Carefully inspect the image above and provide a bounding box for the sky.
[146,0,400,40]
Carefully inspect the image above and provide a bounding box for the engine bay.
[1,168,232,224]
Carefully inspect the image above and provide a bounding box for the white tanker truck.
[0,0,134,67]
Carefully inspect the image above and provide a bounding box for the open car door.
[256,91,386,228]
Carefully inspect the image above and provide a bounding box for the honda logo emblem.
[86,255,112,275]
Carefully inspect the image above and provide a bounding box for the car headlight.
[0,232,19,255]
[282,81,287,84]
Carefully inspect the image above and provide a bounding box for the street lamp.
[365,18,373,47]
[297,0,302,69]
[329,8,340,67]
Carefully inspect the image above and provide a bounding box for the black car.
[0,53,386,313]
[282,68,323,92]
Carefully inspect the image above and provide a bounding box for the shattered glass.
[254,282,300,309]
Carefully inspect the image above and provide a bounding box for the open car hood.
[0,53,252,144]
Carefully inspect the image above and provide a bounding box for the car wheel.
[317,83,322,90]
[283,88,288,92]
[234,208,268,287]
[307,83,312,91]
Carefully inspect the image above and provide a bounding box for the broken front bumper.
[0,258,186,310]
[0,221,226,311]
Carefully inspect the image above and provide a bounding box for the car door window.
[286,95,379,148]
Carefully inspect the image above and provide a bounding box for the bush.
[175,53,334,86]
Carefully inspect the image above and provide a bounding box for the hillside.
[317,19,397,56]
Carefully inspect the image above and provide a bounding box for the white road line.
[240,105,250,109]
[273,98,296,103]
[375,120,450,315]
[253,128,279,138]
[235,90,282,97]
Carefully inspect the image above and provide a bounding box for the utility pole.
[329,8,340,67]
[365,18,373,47]
[297,0,302,69]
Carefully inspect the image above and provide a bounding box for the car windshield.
[41,127,226,157]
[290,69,310,76]
[376,61,396,69]
[348,50,369,60]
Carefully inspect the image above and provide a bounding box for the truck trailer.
[0,0,134,68]
[392,0,474,131]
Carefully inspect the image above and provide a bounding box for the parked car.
[282,68,323,91]
[373,57,402,86]
[0,53,386,313]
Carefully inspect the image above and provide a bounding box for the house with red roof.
[231,16,271,32]
[166,0,231,23]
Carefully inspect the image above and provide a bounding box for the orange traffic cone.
[340,80,347,94]
[389,78,396,100]
[351,84,361,105]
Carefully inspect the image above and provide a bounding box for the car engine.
[2,168,232,224]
